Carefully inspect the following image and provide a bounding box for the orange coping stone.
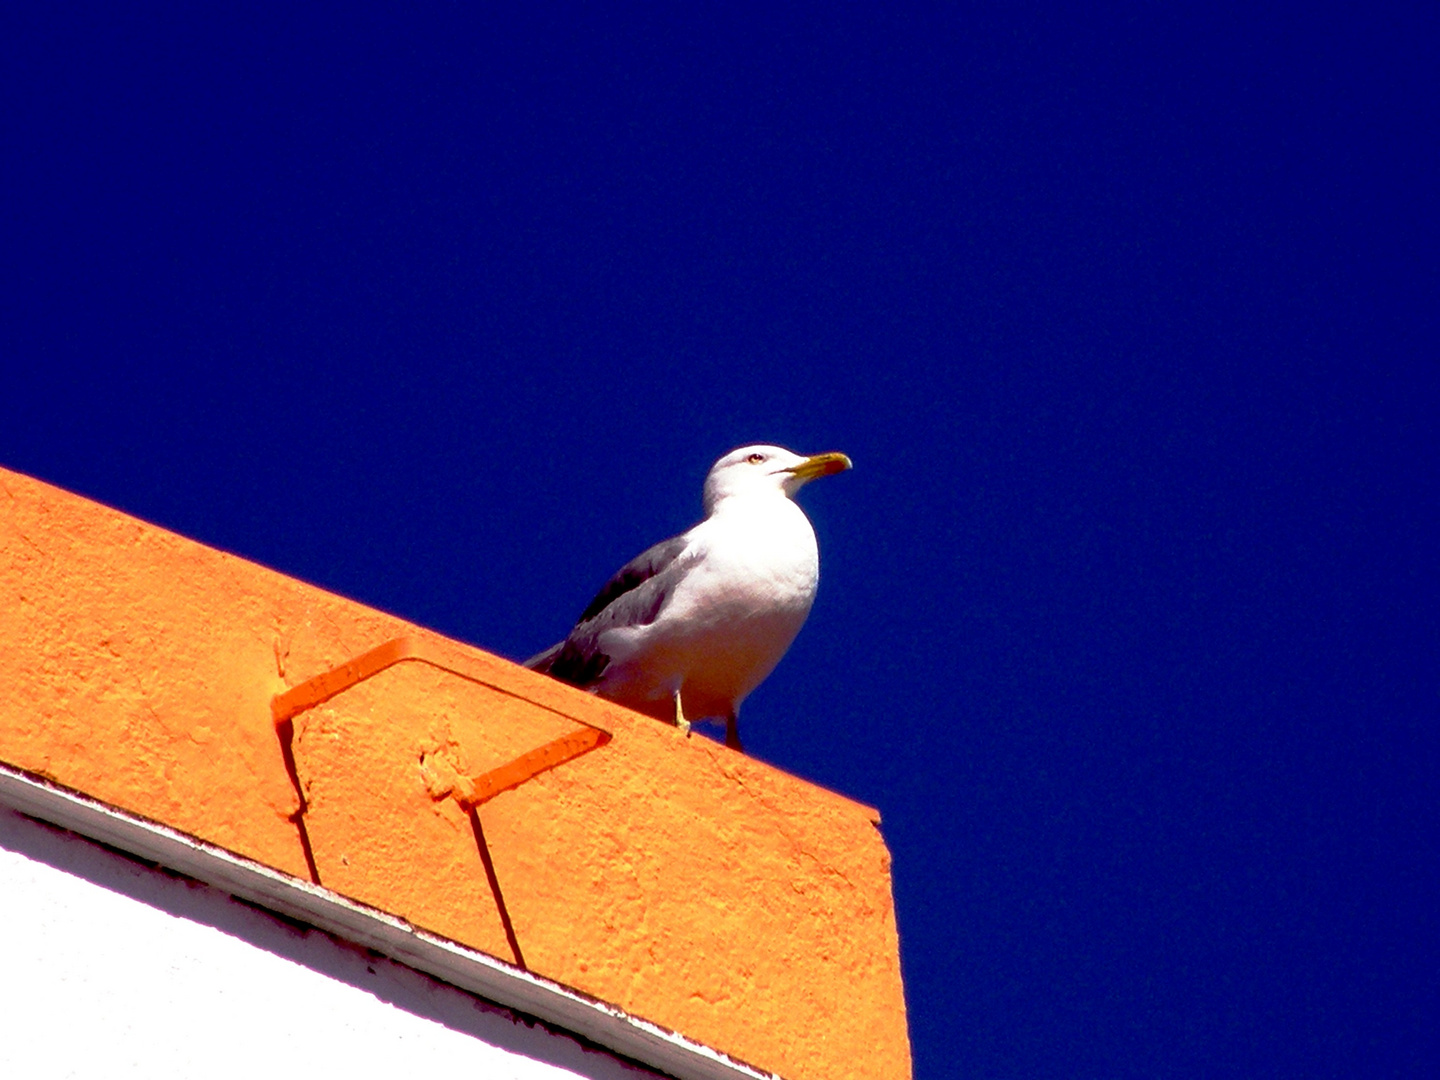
[0,465,911,1080]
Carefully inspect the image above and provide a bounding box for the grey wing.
[526,532,694,687]
[573,533,693,624]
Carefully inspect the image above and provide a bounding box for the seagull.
[526,444,851,751]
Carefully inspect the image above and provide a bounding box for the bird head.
[702,445,852,513]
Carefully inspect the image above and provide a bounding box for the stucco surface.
[0,465,910,1080]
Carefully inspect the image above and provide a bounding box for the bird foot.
[673,690,692,737]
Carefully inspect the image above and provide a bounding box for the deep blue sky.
[3,5,1436,1077]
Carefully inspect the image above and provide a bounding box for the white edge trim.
[0,763,780,1080]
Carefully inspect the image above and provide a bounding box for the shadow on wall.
[0,808,660,1080]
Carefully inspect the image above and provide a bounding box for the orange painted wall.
[0,465,910,1080]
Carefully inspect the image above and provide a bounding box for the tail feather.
[524,641,564,673]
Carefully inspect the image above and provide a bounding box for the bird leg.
[673,689,692,736]
[725,714,743,753]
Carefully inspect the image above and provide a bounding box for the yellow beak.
[786,451,853,481]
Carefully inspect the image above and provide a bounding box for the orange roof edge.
[0,464,911,1080]
[0,762,780,1080]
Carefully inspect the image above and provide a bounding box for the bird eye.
[746,453,767,464]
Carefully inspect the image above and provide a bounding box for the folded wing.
[525,533,693,687]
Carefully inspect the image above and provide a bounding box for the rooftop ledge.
[0,465,910,1080]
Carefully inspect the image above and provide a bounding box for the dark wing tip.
[545,640,610,687]
[524,642,564,673]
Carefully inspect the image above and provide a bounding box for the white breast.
[597,494,821,717]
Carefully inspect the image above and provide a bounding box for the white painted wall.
[0,808,657,1079]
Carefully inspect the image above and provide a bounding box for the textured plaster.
[0,465,910,1080]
